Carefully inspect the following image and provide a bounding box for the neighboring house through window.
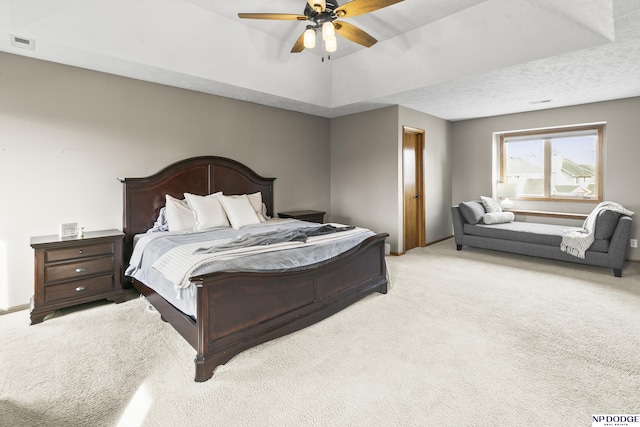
[499,124,603,202]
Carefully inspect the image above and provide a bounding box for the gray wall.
[451,97,640,261]
[330,106,400,251]
[330,106,453,253]
[0,52,330,308]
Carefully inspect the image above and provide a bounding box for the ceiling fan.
[238,0,404,55]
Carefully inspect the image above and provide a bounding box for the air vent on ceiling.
[10,35,36,51]
[528,99,552,105]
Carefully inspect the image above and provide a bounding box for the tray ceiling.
[1,0,639,120]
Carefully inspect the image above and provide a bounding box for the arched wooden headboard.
[119,156,275,264]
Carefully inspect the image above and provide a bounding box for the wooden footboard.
[192,233,388,382]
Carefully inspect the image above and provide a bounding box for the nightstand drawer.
[45,256,115,283]
[46,242,115,262]
[44,275,115,304]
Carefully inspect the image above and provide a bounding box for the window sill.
[509,209,588,220]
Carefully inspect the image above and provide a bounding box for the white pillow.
[480,196,502,213]
[483,211,515,224]
[246,192,267,222]
[184,192,230,231]
[261,203,270,221]
[165,194,196,232]
[218,194,261,229]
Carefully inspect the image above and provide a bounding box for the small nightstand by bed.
[30,229,125,324]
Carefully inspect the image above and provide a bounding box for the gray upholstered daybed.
[451,201,633,277]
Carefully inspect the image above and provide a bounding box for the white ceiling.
[1,0,640,121]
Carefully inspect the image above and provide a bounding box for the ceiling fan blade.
[307,0,326,12]
[291,31,306,53]
[335,0,404,18]
[334,21,377,47]
[238,13,307,21]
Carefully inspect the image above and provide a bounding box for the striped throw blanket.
[560,201,634,259]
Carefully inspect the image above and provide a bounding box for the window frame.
[499,124,604,203]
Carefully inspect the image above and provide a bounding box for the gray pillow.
[459,201,486,224]
[594,210,620,240]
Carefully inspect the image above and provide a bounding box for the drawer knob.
[75,267,87,273]
[78,250,84,254]
[75,286,87,292]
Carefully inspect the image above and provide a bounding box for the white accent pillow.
[261,203,270,221]
[246,192,267,222]
[218,194,261,229]
[480,196,502,213]
[483,211,515,224]
[184,192,230,231]
[165,194,196,232]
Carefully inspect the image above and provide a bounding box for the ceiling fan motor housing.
[305,0,340,24]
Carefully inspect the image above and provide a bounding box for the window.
[500,125,603,202]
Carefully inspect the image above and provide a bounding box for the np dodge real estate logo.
[593,415,640,426]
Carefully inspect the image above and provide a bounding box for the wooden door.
[402,127,425,252]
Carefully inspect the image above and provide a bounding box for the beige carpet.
[2,239,640,427]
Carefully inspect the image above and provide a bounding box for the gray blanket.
[194,225,356,254]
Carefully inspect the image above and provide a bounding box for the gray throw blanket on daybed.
[561,201,634,259]
[194,224,356,254]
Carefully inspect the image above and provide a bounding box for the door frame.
[402,126,426,253]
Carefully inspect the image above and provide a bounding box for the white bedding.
[125,219,375,318]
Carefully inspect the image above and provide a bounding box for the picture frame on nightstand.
[59,222,78,238]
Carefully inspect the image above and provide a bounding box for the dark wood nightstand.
[278,210,326,223]
[30,229,125,325]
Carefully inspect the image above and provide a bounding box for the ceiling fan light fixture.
[322,21,335,41]
[303,27,316,49]
[325,35,337,53]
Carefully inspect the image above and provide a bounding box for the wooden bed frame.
[120,156,389,382]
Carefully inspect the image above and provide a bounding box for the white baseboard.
[0,304,29,316]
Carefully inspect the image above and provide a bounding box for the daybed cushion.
[459,201,486,225]
[463,221,610,253]
[483,212,515,224]
[595,210,620,240]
